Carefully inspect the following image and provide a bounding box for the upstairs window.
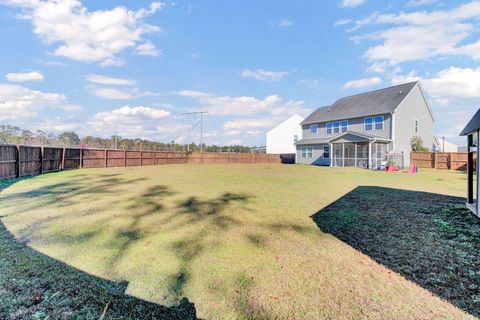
[293,135,298,144]
[310,124,318,133]
[333,121,340,134]
[414,119,419,133]
[326,122,333,135]
[374,116,384,130]
[341,120,348,132]
[364,117,373,131]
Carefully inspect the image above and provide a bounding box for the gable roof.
[460,108,480,136]
[295,130,391,145]
[302,81,419,125]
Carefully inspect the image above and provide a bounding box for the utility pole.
[182,111,208,153]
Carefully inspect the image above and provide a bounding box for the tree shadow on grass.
[311,186,480,318]
[0,179,197,320]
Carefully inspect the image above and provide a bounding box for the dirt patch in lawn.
[312,186,480,318]
[0,178,197,320]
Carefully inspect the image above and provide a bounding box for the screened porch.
[331,142,389,168]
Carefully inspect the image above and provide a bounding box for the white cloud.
[349,2,480,67]
[6,71,44,82]
[277,19,294,28]
[240,69,289,81]
[334,19,352,26]
[86,74,135,86]
[340,0,365,8]
[0,83,78,120]
[92,85,158,100]
[342,77,382,89]
[136,40,162,56]
[411,67,480,106]
[407,0,439,7]
[177,90,308,116]
[223,118,274,131]
[94,88,134,100]
[2,0,164,65]
[88,105,186,139]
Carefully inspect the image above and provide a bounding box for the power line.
[182,111,208,153]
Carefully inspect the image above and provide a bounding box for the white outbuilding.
[266,114,304,154]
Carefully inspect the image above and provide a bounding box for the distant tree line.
[0,125,261,153]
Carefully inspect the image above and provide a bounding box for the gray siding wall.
[296,144,331,165]
[302,114,392,140]
[393,84,435,164]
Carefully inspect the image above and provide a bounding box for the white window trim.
[301,146,313,158]
[310,124,318,133]
[326,120,348,135]
[374,115,384,130]
[365,116,384,131]
[326,122,333,135]
[364,117,373,131]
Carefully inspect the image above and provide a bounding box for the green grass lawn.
[0,164,476,319]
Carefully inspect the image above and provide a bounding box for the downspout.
[329,143,333,167]
[391,112,395,152]
[369,139,377,169]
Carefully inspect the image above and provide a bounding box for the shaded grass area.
[0,177,197,320]
[313,186,480,318]
[0,165,476,319]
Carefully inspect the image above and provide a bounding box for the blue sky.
[0,0,479,146]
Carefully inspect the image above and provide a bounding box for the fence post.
[448,152,452,170]
[153,151,156,166]
[140,151,143,166]
[104,149,108,168]
[15,145,20,178]
[40,146,44,174]
[79,148,83,169]
[61,147,66,170]
[173,151,176,164]
[124,150,127,167]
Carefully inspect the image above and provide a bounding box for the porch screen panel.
[344,143,355,166]
[356,143,369,168]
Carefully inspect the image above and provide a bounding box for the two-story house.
[296,81,436,167]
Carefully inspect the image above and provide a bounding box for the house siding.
[393,84,435,164]
[301,114,392,140]
[296,144,331,165]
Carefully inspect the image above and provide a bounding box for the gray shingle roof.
[460,108,480,136]
[302,81,419,125]
[295,131,391,146]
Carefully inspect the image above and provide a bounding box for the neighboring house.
[266,114,304,154]
[459,108,480,218]
[434,136,458,152]
[296,81,435,167]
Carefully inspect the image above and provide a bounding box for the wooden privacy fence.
[411,151,474,170]
[188,152,295,164]
[0,144,188,179]
[0,145,293,180]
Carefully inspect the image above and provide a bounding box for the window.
[364,117,373,131]
[333,121,340,134]
[414,119,419,133]
[374,116,384,130]
[341,120,348,132]
[293,135,298,144]
[326,122,333,135]
[310,124,318,133]
[301,146,313,158]
[323,146,330,158]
